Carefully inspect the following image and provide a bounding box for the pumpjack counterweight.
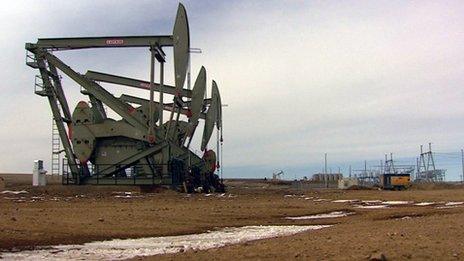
[25,3,225,193]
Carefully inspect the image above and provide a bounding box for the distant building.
[312,173,343,182]
[338,178,358,189]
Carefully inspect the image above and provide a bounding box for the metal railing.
[62,161,185,186]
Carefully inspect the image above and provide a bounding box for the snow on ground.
[0,225,331,261]
[414,202,435,206]
[436,205,458,209]
[445,202,464,206]
[381,201,412,205]
[285,211,354,220]
[361,200,383,204]
[354,205,389,209]
[332,199,359,203]
[0,190,28,195]
[313,199,329,202]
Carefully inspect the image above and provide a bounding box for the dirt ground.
[1,177,464,260]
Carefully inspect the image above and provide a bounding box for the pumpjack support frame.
[25,3,224,192]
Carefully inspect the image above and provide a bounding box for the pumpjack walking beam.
[32,36,173,51]
[85,70,193,100]
[41,50,150,134]
[119,94,206,120]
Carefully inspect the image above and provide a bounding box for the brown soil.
[1,179,464,260]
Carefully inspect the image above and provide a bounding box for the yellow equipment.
[379,173,410,190]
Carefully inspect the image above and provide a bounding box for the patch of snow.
[313,199,328,202]
[285,211,354,220]
[354,205,388,209]
[283,194,305,198]
[414,202,435,206]
[114,195,143,199]
[361,200,382,204]
[0,225,331,260]
[332,199,359,203]
[1,190,28,195]
[381,201,411,205]
[436,205,458,209]
[112,191,133,195]
[445,202,464,206]
[114,195,131,199]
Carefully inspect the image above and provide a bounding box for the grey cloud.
[1,1,464,180]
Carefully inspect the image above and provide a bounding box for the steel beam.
[34,54,80,182]
[88,95,107,123]
[159,59,165,126]
[85,70,192,97]
[148,47,156,142]
[119,94,206,120]
[48,64,72,122]
[43,51,149,133]
[26,36,173,51]
[96,142,168,176]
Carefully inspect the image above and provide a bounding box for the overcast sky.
[1,1,464,180]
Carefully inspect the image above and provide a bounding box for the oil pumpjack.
[25,4,225,193]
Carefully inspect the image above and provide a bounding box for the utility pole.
[461,149,464,183]
[416,157,419,180]
[364,160,367,178]
[324,153,327,174]
[349,165,352,178]
[390,153,394,172]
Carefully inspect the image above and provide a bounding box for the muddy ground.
[1,177,464,260]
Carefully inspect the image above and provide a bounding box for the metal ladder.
[26,50,59,97]
[51,120,61,175]
[25,50,39,69]
[34,75,49,96]
[26,52,48,96]
[61,157,71,184]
